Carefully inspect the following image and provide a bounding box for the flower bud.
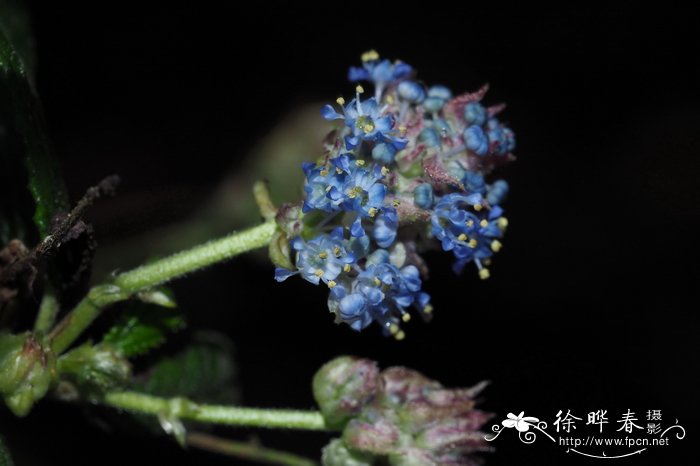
[343,417,400,454]
[0,332,56,416]
[313,356,381,428]
[427,85,452,100]
[422,97,445,113]
[463,126,489,156]
[463,102,487,126]
[413,184,434,209]
[487,179,509,205]
[322,439,374,466]
[397,81,426,104]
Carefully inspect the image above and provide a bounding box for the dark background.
[3,3,699,465]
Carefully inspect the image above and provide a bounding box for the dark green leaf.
[102,300,185,358]
[0,434,14,466]
[0,0,36,79]
[0,26,67,243]
[135,331,239,404]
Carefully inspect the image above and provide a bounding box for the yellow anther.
[480,219,489,228]
[395,330,406,341]
[423,304,434,314]
[361,49,380,62]
[320,169,329,177]
[333,246,341,257]
[381,166,390,176]
[388,323,399,334]
[466,219,474,228]
[386,94,395,104]
[468,239,478,248]
[457,233,468,242]
[318,251,328,259]
[356,85,365,94]
[498,217,509,230]
[325,185,332,192]
[327,280,337,288]
[483,258,492,266]
[343,264,352,273]
[402,313,411,323]
[491,240,503,252]
[346,190,357,199]
[392,199,401,207]
[363,123,375,133]
[314,269,324,277]
[336,97,346,105]
[355,159,366,166]
[474,204,483,211]
[479,268,490,280]
[398,125,407,135]
[374,277,382,286]
[368,207,378,217]
[336,167,343,174]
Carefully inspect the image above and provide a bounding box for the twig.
[187,432,318,466]
[0,175,120,285]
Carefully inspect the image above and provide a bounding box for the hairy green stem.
[49,221,276,354]
[103,391,328,431]
[187,432,318,466]
[33,292,58,334]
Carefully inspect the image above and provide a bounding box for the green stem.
[187,432,318,466]
[33,292,58,334]
[49,221,276,354]
[103,391,328,431]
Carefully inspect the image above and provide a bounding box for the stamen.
[478,268,490,280]
[402,313,411,323]
[327,280,337,288]
[356,85,365,94]
[343,264,352,273]
[388,322,399,334]
[457,233,468,241]
[368,207,378,217]
[466,220,474,228]
[480,219,488,228]
[468,239,478,248]
[320,169,329,177]
[392,199,401,207]
[423,304,434,314]
[318,251,328,259]
[474,204,483,211]
[374,277,382,286]
[361,50,379,62]
[336,97,346,106]
[381,166,390,176]
[355,159,366,166]
[491,240,503,252]
[314,269,324,277]
[395,330,406,341]
[333,246,341,257]
[498,217,509,230]
[386,94,395,104]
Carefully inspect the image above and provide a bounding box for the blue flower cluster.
[274,51,516,337]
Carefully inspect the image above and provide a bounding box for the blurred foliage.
[102,295,185,358]
[134,331,239,404]
[0,434,14,466]
[0,23,67,243]
[0,0,35,79]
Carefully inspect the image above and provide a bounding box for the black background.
[3,3,699,465]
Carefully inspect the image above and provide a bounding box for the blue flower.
[463,171,486,195]
[348,51,413,98]
[322,93,406,150]
[274,228,356,287]
[301,161,346,213]
[328,261,431,334]
[463,126,489,157]
[372,207,398,247]
[431,193,506,276]
[331,155,387,219]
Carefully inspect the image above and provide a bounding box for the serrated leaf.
[102,300,185,358]
[135,331,239,404]
[0,434,14,466]
[0,27,68,242]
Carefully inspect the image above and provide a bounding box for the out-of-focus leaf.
[0,27,68,243]
[135,331,239,404]
[58,343,131,398]
[0,0,35,79]
[102,300,185,358]
[0,434,14,466]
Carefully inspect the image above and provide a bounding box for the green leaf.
[0,0,36,79]
[0,434,15,466]
[135,331,239,404]
[0,26,68,243]
[102,299,185,358]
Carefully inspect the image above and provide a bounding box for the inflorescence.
[274,51,515,338]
